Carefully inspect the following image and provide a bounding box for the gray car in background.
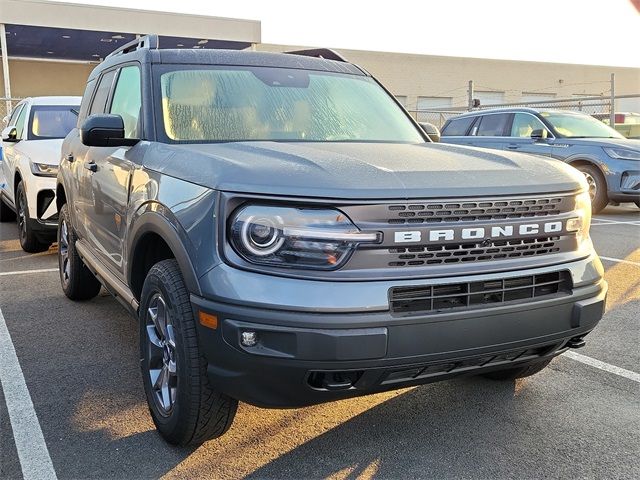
[440,108,640,212]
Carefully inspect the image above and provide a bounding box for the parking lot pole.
[0,23,12,116]
[609,73,615,128]
[468,80,474,111]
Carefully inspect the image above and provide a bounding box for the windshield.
[159,67,423,143]
[541,111,624,139]
[28,105,79,140]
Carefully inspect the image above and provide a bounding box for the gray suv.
[56,36,607,446]
[440,107,640,212]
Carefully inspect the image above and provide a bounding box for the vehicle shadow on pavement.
[242,367,636,480]
[245,378,523,479]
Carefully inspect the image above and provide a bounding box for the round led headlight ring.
[240,216,285,256]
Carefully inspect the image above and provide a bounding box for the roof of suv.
[455,107,580,118]
[20,96,82,106]
[89,46,367,82]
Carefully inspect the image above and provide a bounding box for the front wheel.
[140,259,238,446]
[576,164,608,214]
[58,204,102,300]
[16,181,51,253]
[482,358,553,381]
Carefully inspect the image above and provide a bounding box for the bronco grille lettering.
[394,221,565,244]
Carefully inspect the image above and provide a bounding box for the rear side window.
[441,116,475,136]
[109,65,142,139]
[89,70,116,115]
[78,79,96,123]
[476,113,510,136]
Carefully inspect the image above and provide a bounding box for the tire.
[139,259,238,446]
[576,164,608,214]
[0,196,16,222]
[58,203,102,300]
[16,181,51,253]
[482,358,552,381]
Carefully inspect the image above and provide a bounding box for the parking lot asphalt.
[0,205,638,480]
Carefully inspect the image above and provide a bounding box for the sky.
[49,0,640,68]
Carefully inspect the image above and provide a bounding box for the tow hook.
[567,336,586,349]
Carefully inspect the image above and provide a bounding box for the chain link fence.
[406,110,464,129]
[407,94,640,130]
[1,98,24,123]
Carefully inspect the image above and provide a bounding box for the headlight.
[229,205,380,270]
[566,191,592,245]
[603,147,640,161]
[30,162,59,177]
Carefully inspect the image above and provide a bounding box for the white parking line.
[592,218,640,225]
[591,222,640,227]
[563,350,640,383]
[0,268,58,277]
[0,307,58,480]
[599,256,640,267]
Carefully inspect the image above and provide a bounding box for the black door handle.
[84,161,97,173]
[507,144,520,150]
[64,153,74,162]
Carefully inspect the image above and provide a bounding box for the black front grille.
[387,236,563,267]
[387,196,565,224]
[389,271,572,315]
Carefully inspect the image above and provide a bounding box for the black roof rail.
[285,48,348,63]
[106,34,159,59]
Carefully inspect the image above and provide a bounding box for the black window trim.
[87,67,119,116]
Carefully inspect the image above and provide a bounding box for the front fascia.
[217,190,590,282]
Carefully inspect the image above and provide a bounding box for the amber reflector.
[199,311,218,329]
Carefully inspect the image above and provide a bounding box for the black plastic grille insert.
[387,236,565,267]
[387,197,565,224]
[390,271,572,315]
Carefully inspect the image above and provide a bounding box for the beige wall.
[3,46,639,111]
[258,44,640,111]
[1,59,94,98]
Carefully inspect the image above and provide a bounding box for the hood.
[142,141,584,200]
[558,137,640,149]
[16,139,64,166]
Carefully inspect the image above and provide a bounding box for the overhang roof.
[0,0,261,61]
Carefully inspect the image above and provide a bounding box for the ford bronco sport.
[56,36,607,446]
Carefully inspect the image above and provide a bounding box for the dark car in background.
[440,108,640,212]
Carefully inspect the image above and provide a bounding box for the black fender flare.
[126,208,202,297]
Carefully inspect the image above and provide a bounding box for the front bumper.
[192,255,607,407]
[604,159,640,202]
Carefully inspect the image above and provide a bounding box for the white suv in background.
[0,96,81,252]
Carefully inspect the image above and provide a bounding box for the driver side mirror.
[80,114,138,147]
[531,128,548,140]
[419,122,441,143]
[1,126,19,143]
